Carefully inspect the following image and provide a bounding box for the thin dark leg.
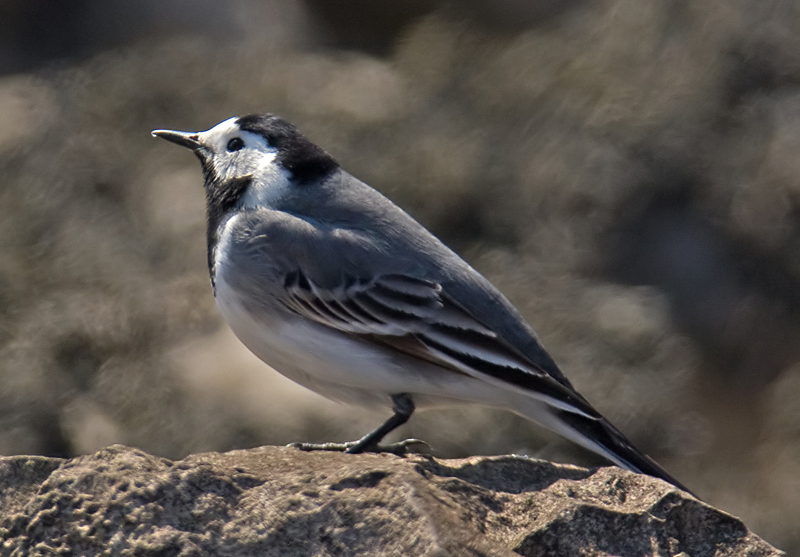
[289,393,429,455]
[345,393,415,453]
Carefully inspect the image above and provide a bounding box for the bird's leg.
[289,393,429,456]
[345,393,417,454]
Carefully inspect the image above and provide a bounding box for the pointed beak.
[151,129,202,150]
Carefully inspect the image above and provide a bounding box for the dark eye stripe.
[227,137,245,152]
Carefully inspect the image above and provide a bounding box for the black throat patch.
[204,173,252,290]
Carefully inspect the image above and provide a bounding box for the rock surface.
[0,445,782,557]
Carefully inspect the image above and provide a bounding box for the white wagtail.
[152,114,689,491]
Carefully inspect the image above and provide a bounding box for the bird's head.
[152,114,338,210]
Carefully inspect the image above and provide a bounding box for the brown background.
[1,0,798,552]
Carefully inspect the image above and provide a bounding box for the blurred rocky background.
[0,0,798,552]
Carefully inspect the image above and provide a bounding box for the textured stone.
[0,445,782,556]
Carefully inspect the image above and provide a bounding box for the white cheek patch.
[211,146,277,184]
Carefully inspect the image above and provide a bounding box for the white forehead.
[198,117,273,153]
[200,116,239,140]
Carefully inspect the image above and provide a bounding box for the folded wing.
[281,269,601,419]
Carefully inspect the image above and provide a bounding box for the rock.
[0,445,782,557]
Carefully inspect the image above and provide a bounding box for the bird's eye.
[227,137,245,152]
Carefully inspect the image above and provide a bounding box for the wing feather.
[282,270,600,418]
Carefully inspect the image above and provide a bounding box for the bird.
[152,113,689,492]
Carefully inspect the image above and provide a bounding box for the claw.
[375,438,431,456]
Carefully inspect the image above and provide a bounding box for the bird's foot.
[288,438,430,456]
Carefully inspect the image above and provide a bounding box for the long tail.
[519,402,693,495]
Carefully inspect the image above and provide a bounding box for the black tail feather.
[554,409,694,496]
